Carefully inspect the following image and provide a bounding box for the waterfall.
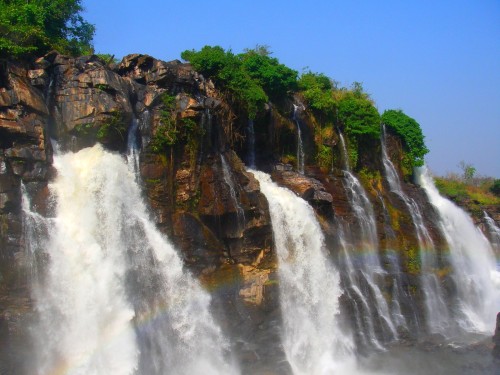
[338,133,351,172]
[247,119,256,168]
[417,167,500,334]
[292,105,305,174]
[484,211,500,255]
[381,125,449,334]
[252,170,356,374]
[338,132,398,346]
[25,144,238,375]
[220,154,245,234]
[127,117,140,177]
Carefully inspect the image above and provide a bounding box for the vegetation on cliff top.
[434,165,500,217]
[382,110,429,168]
[0,0,95,59]
[181,45,428,173]
[181,45,297,118]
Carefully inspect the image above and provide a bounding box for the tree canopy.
[0,0,95,59]
[381,109,429,167]
[181,45,297,118]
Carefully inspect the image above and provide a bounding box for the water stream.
[292,105,305,174]
[417,167,500,334]
[24,141,238,375]
[252,170,356,374]
[338,133,398,346]
[381,125,449,335]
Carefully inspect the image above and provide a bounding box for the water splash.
[252,170,355,374]
[26,145,238,375]
[417,167,500,334]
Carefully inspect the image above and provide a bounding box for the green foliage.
[150,93,205,154]
[298,71,335,115]
[406,246,420,274]
[435,176,500,207]
[150,94,178,152]
[337,95,380,139]
[0,0,95,59]
[96,112,124,141]
[181,45,297,118]
[381,110,429,168]
[458,161,476,182]
[490,179,500,197]
[316,144,332,170]
[95,53,119,65]
[240,47,298,101]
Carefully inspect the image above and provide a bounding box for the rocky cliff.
[0,52,498,374]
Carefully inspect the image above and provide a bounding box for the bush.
[381,109,428,167]
[298,71,335,115]
[490,179,500,197]
[0,0,95,59]
[337,95,380,139]
[181,45,298,118]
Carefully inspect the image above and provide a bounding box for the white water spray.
[417,167,500,333]
[252,170,355,375]
[25,144,238,375]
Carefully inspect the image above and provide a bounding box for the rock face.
[494,312,500,360]
[1,52,498,374]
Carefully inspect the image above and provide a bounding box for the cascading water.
[381,125,449,334]
[127,117,140,177]
[220,154,245,234]
[338,133,398,345]
[252,170,356,374]
[484,211,500,255]
[417,167,500,334]
[24,143,238,375]
[292,105,305,174]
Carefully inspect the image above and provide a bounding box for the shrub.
[381,109,428,167]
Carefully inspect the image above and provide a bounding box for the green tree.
[239,47,298,101]
[490,179,500,197]
[381,109,429,167]
[458,161,476,182]
[337,95,380,139]
[298,71,335,115]
[0,0,95,59]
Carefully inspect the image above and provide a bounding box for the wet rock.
[493,312,500,360]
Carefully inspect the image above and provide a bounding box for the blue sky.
[82,0,500,177]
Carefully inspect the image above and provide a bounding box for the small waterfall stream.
[484,211,500,255]
[417,167,500,334]
[381,125,449,334]
[24,139,238,374]
[220,154,245,235]
[252,170,355,374]
[292,105,305,174]
[127,117,140,177]
[338,133,398,346]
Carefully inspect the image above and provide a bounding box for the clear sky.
[82,0,500,177]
